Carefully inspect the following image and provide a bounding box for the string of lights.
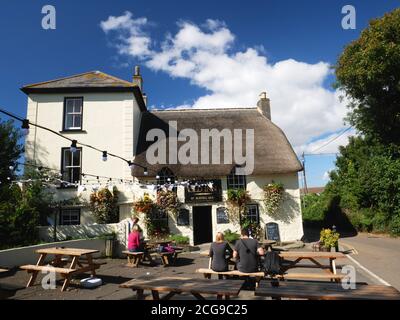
[0,107,153,175]
[8,161,216,191]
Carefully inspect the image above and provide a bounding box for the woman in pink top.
[128,225,142,252]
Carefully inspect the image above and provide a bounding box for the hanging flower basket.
[156,189,180,216]
[263,182,284,216]
[133,193,155,214]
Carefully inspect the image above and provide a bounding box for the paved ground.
[340,233,400,290]
[0,242,377,300]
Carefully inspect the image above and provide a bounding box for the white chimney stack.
[257,91,271,120]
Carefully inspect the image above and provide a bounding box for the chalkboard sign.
[265,222,280,242]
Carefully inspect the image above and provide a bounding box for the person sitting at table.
[128,225,144,252]
[128,225,155,265]
[129,216,144,241]
[233,229,265,273]
[209,232,233,272]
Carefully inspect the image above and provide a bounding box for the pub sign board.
[185,179,222,203]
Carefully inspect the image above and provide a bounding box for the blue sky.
[0,0,398,186]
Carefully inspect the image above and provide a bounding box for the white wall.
[134,172,303,245]
[25,92,142,205]
[0,239,106,268]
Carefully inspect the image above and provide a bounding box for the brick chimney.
[257,92,271,120]
[133,65,147,106]
[133,65,143,91]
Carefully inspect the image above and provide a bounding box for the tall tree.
[335,9,400,145]
[0,118,23,200]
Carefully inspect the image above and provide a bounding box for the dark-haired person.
[233,229,264,273]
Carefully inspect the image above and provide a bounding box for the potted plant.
[319,228,340,251]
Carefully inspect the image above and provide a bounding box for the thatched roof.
[132,108,302,178]
[21,71,147,111]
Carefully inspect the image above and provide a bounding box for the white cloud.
[323,171,331,181]
[100,12,350,151]
[295,128,355,155]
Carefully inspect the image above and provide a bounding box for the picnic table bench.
[120,276,244,300]
[123,247,183,267]
[20,247,102,291]
[255,280,400,300]
[279,251,347,279]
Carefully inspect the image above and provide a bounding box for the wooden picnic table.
[261,240,276,250]
[279,251,347,277]
[255,280,400,300]
[120,276,244,300]
[20,247,101,291]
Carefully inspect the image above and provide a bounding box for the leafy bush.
[223,229,240,244]
[301,193,328,223]
[169,234,189,245]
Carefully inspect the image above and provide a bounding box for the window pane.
[73,99,82,112]
[66,99,74,110]
[73,115,81,128]
[72,150,81,166]
[72,168,81,183]
[177,209,189,226]
[66,115,73,129]
[64,150,71,167]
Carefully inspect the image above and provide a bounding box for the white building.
[22,68,304,245]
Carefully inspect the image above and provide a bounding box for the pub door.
[193,206,213,245]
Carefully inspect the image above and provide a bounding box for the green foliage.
[319,228,340,249]
[335,8,400,144]
[168,234,189,245]
[223,229,240,244]
[226,189,251,223]
[301,193,328,223]
[263,182,284,216]
[0,119,22,190]
[89,187,119,224]
[0,119,56,249]
[240,218,262,239]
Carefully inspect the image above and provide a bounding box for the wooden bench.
[274,272,345,282]
[20,265,78,275]
[196,268,265,287]
[122,251,144,268]
[158,249,183,266]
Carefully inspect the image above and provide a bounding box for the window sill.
[59,130,87,134]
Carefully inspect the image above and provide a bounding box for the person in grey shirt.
[233,229,265,273]
[209,232,233,272]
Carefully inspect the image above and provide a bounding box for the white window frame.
[64,97,83,130]
[62,148,82,184]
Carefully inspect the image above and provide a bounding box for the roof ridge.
[22,70,135,88]
[151,107,258,112]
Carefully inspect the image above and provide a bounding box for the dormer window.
[63,97,83,131]
[227,166,247,190]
